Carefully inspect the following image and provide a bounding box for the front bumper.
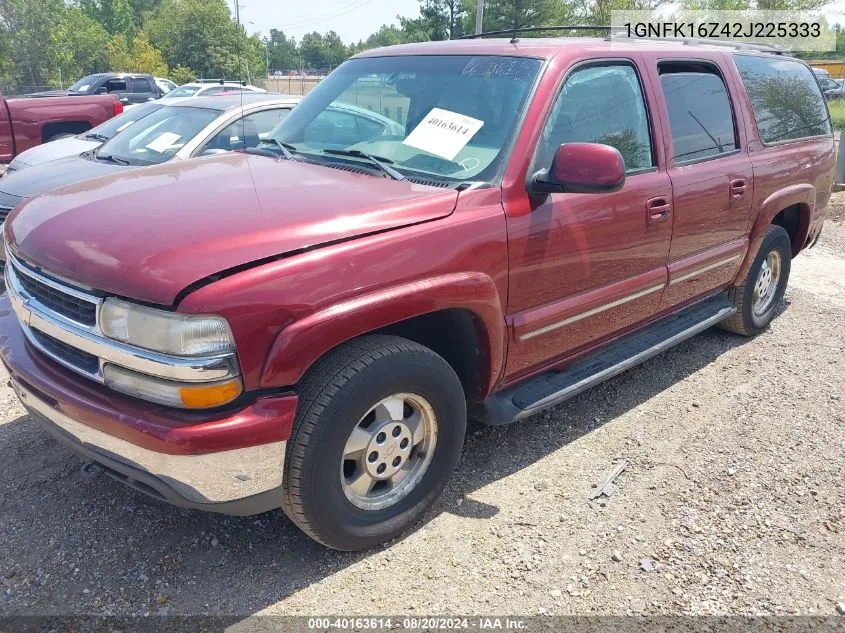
[0,295,298,515]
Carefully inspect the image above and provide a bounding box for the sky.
[236,0,422,43]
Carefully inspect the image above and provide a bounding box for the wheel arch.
[41,121,91,143]
[260,273,506,400]
[735,185,814,284]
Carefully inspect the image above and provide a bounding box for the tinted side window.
[128,77,151,92]
[535,64,654,173]
[660,71,738,163]
[734,55,831,144]
[104,78,127,93]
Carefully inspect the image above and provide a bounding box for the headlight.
[103,364,242,409]
[100,298,235,356]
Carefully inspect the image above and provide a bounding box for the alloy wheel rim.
[340,393,438,511]
[752,250,782,317]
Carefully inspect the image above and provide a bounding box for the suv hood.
[6,152,459,305]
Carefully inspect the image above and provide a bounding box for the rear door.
[127,77,156,103]
[504,57,673,380]
[645,55,754,311]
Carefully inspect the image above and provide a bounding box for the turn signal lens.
[103,364,242,409]
[179,381,242,409]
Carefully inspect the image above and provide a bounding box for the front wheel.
[720,224,792,336]
[282,335,466,550]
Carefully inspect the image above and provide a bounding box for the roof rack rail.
[607,32,792,55]
[196,78,249,85]
[458,25,611,40]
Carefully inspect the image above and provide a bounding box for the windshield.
[85,102,163,140]
[157,79,177,92]
[95,105,219,165]
[165,86,200,98]
[68,75,100,93]
[268,55,542,182]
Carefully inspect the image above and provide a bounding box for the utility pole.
[475,0,484,34]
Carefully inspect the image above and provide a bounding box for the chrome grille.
[14,264,97,325]
[30,329,99,374]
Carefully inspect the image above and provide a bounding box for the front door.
[505,59,673,381]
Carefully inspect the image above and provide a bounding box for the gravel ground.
[1,202,844,619]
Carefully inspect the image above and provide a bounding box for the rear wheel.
[282,335,466,550]
[720,224,792,336]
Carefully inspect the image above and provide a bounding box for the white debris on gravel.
[1,202,844,618]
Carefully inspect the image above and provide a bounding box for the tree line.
[0,0,840,95]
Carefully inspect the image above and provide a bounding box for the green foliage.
[169,63,195,84]
[826,99,845,131]
[0,0,64,89]
[482,0,560,31]
[48,6,110,87]
[266,29,299,72]
[81,0,135,39]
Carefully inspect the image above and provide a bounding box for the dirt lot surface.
[1,198,844,620]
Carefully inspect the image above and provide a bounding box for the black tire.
[282,334,466,550]
[720,224,792,336]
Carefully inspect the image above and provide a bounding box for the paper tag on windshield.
[402,108,484,161]
[145,132,181,153]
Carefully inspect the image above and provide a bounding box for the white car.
[155,77,177,95]
[164,81,267,98]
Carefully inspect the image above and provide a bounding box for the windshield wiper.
[321,148,405,181]
[259,138,296,159]
[84,132,110,142]
[94,153,131,166]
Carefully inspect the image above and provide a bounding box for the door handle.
[646,196,671,224]
[730,179,747,199]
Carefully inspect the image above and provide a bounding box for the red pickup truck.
[0,92,122,163]
[0,37,834,551]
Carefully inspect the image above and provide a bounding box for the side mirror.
[530,143,625,195]
[96,86,108,95]
[201,148,228,157]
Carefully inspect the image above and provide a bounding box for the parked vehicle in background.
[824,78,845,100]
[62,73,167,105]
[164,81,267,98]
[5,100,170,175]
[155,77,178,95]
[0,93,298,236]
[812,68,838,96]
[0,91,122,163]
[0,38,834,551]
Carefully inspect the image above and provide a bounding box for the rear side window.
[128,77,152,93]
[659,70,738,164]
[734,55,831,144]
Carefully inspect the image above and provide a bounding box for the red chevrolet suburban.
[0,37,834,550]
